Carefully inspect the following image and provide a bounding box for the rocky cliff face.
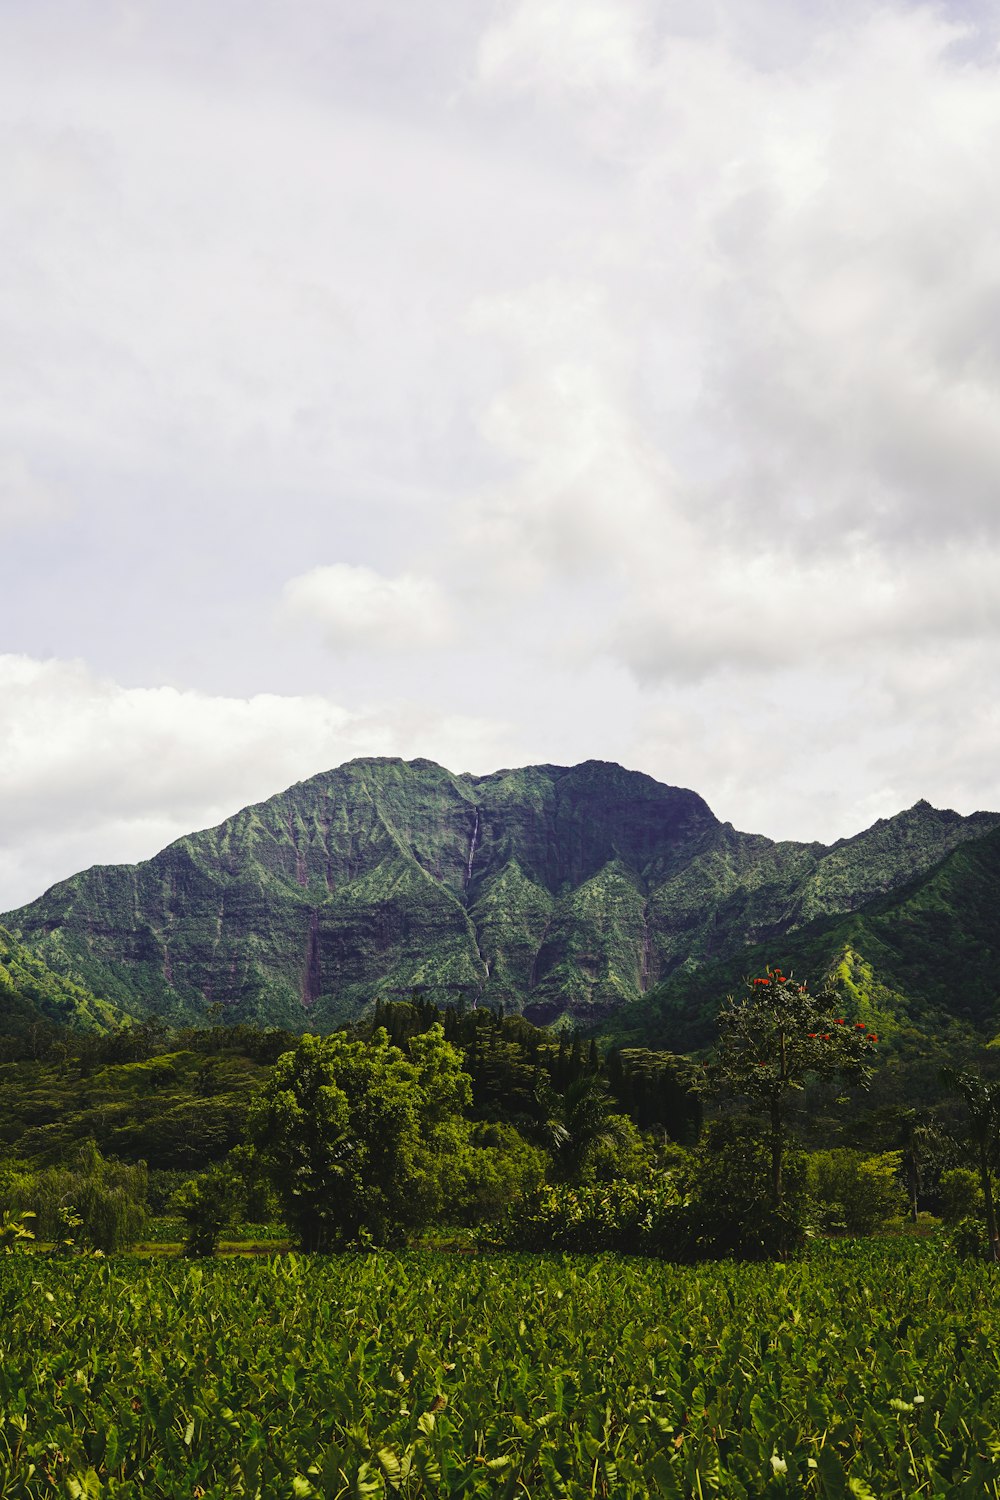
[4,758,997,1030]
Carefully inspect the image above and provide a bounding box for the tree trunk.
[906,1149,919,1225]
[980,1143,1000,1264]
[769,1098,783,1212]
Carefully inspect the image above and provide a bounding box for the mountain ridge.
[3,756,997,1032]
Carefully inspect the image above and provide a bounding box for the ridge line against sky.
[2,0,1000,909]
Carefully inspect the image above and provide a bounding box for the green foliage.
[685,1120,812,1260]
[12,1140,148,1252]
[0,1040,272,1170]
[1,1242,998,1496]
[248,1024,473,1250]
[713,968,877,1214]
[808,1149,906,1235]
[532,1071,634,1182]
[0,1209,35,1253]
[487,1178,686,1253]
[943,1067,1000,1260]
[449,1121,547,1225]
[8,756,995,1033]
[606,1046,702,1143]
[938,1167,984,1225]
[585,1112,658,1184]
[948,1216,992,1261]
[174,1163,242,1257]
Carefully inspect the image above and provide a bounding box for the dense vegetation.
[5,757,996,1031]
[2,1242,999,1498]
[1,973,998,1495]
[1,981,996,1260]
[612,823,1000,1052]
[0,926,124,1040]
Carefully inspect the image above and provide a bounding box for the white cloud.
[0,654,506,910]
[477,0,652,98]
[466,3,1000,693]
[2,0,999,893]
[280,564,455,650]
[0,451,63,531]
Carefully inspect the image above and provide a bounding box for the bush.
[585,1116,657,1185]
[0,1210,35,1254]
[808,1149,905,1236]
[450,1122,547,1225]
[486,1179,686,1254]
[948,1215,991,1260]
[937,1167,984,1225]
[16,1140,148,1252]
[174,1165,240,1257]
[684,1122,811,1260]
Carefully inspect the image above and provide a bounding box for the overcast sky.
[2,0,1000,910]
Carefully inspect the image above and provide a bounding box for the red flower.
[855,1022,866,1029]
[807,1033,817,1038]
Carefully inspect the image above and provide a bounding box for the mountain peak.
[3,758,997,1033]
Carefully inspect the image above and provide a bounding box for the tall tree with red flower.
[712,968,878,1213]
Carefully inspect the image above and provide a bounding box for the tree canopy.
[248,1024,472,1250]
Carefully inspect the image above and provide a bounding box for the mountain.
[4,758,997,1033]
[610,822,1000,1052]
[0,924,124,1042]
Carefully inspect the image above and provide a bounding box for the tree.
[712,968,878,1213]
[174,1163,240,1257]
[248,1025,472,1250]
[891,1107,945,1224]
[531,1071,632,1182]
[808,1148,905,1235]
[942,1067,1000,1262]
[22,1140,148,1252]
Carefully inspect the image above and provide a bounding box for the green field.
[1,1241,998,1498]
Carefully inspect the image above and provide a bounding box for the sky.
[3,0,1000,910]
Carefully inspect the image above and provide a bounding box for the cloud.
[0,451,63,531]
[466,3,1000,692]
[280,564,455,650]
[477,0,652,98]
[0,654,506,911]
[2,0,999,889]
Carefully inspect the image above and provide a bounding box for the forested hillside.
[4,757,995,1032]
[612,824,1000,1051]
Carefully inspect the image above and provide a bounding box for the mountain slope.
[610,823,1000,1051]
[0,925,124,1040]
[4,757,996,1030]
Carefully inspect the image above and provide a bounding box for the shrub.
[487,1179,686,1254]
[684,1121,811,1260]
[948,1215,991,1260]
[18,1141,148,1252]
[451,1122,547,1225]
[808,1149,905,1235]
[937,1167,984,1225]
[174,1165,240,1257]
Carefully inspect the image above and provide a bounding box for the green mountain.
[611,823,1000,1052]
[0,925,124,1041]
[3,758,997,1032]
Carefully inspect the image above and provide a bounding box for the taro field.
[0,1240,998,1498]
